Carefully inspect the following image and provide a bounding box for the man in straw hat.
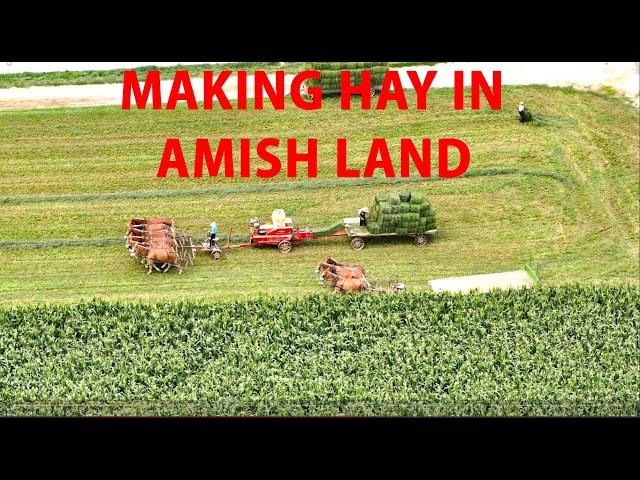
[518,102,527,122]
[358,207,369,227]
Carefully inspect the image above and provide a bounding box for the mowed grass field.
[0,86,638,305]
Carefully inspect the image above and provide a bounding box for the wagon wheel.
[278,240,292,253]
[414,234,428,247]
[351,237,365,251]
[211,250,223,260]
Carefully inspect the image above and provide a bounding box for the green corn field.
[0,284,637,416]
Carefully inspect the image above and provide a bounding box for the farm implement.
[316,257,405,293]
[204,209,314,254]
[246,210,313,253]
[333,218,437,250]
[199,233,225,259]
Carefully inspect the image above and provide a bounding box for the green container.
[399,204,411,213]
[399,193,411,202]
[389,194,401,205]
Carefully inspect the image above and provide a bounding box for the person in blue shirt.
[209,222,219,248]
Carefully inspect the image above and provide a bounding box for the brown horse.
[127,237,176,250]
[127,224,175,236]
[129,217,173,226]
[126,229,174,242]
[130,223,173,231]
[127,229,175,241]
[321,270,369,293]
[315,261,366,280]
[126,234,176,251]
[131,242,183,274]
[326,257,366,276]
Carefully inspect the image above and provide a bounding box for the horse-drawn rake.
[315,257,405,294]
[125,217,196,274]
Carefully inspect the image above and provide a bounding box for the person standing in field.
[358,207,369,227]
[518,102,526,122]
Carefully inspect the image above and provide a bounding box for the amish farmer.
[358,207,369,227]
[209,222,219,248]
[518,102,532,123]
[518,102,526,122]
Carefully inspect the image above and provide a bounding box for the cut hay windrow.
[0,225,345,250]
[0,237,124,249]
[0,167,575,206]
[310,220,344,237]
[0,233,246,250]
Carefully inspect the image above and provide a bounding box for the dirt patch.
[0,74,297,111]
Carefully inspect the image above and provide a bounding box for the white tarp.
[429,270,535,294]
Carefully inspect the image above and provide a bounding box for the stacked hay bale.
[367,193,436,235]
[304,62,389,92]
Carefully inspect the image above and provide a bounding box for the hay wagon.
[332,192,438,250]
[333,217,437,250]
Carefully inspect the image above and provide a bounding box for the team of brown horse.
[315,257,370,293]
[125,217,185,274]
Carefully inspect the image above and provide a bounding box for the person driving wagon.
[209,222,219,248]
